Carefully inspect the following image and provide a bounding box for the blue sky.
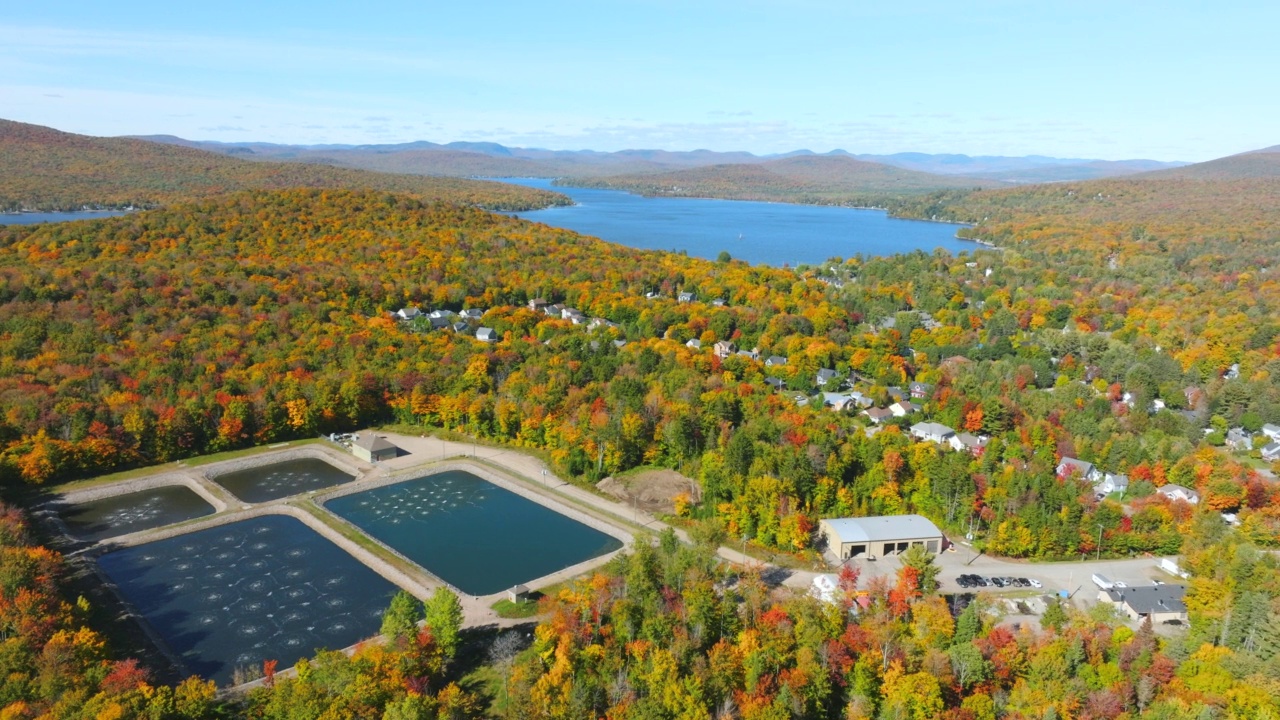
[2,1,1276,160]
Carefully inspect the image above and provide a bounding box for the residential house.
[713,341,736,358]
[588,317,617,331]
[1057,457,1102,484]
[847,392,874,409]
[1226,427,1253,451]
[1096,472,1129,496]
[816,368,838,387]
[765,355,788,367]
[889,401,920,417]
[765,377,786,391]
[428,316,451,330]
[822,393,860,412]
[1224,363,1241,380]
[1262,441,1280,463]
[677,291,695,303]
[711,298,726,307]
[886,387,906,402]
[1157,484,1200,504]
[562,308,586,324]
[949,433,989,456]
[1098,585,1187,624]
[527,298,548,312]
[910,422,956,444]
[1262,424,1280,442]
[736,348,760,361]
[862,407,894,425]
[428,309,452,320]
[451,321,470,334]
[476,327,499,343]
[791,393,809,407]
[909,382,933,399]
[460,308,485,320]
[685,338,702,350]
[395,307,421,321]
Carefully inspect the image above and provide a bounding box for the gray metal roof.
[1103,585,1186,614]
[820,514,943,545]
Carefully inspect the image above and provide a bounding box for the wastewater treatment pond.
[212,458,355,503]
[57,485,215,542]
[96,514,399,685]
[325,470,624,596]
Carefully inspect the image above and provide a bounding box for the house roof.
[1102,585,1186,614]
[953,432,988,449]
[863,407,893,420]
[354,434,397,452]
[1058,457,1095,475]
[817,368,838,380]
[1264,423,1280,434]
[911,422,955,438]
[820,515,943,545]
[767,356,787,365]
[1158,483,1198,500]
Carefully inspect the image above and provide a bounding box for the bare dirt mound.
[596,468,701,515]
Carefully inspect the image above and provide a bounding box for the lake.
[504,178,972,266]
[0,211,129,225]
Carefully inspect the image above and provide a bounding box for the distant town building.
[1157,484,1200,504]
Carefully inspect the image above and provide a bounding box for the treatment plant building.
[819,514,945,560]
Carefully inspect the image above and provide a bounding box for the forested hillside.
[563,155,1001,205]
[0,120,568,212]
[2,182,1280,715]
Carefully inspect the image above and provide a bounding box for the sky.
[2,1,1277,161]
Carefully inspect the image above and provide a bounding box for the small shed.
[353,434,398,462]
[507,584,531,603]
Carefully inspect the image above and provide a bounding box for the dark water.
[504,178,972,266]
[326,470,623,596]
[0,211,129,225]
[213,458,355,503]
[96,514,399,686]
[58,486,215,542]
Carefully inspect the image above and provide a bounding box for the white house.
[685,338,702,350]
[1057,457,1102,484]
[1262,424,1280,442]
[1263,441,1280,462]
[949,433,989,456]
[476,327,499,342]
[395,307,421,321]
[910,422,956,444]
[1158,483,1200,504]
[889,401,921,417]
[1095,472,1129,496]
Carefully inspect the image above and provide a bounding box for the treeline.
[0,501,218,717]
[497,528,1280,719]
[0,119,569,212]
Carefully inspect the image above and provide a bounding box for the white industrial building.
[819,514,945,560]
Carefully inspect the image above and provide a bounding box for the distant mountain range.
[0,120,567,212]
[128,134,1190,184]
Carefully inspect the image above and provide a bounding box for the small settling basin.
[96,515,398,685]
[326,470,623,596]
[213,458,355,503]
[58,486,215,542]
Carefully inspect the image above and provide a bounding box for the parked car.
[1028,579,1043,588]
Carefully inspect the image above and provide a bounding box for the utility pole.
[1096,524,1105,562]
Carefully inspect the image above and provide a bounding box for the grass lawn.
[490,597,543,619]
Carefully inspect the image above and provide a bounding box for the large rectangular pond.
[96,515,399,686]
[213,458,355,503]
[57,485,215,542]
[325,470,624,596]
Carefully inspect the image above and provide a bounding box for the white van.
[1091,573,1115,590]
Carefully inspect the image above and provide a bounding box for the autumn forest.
[1,122,1279,718]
